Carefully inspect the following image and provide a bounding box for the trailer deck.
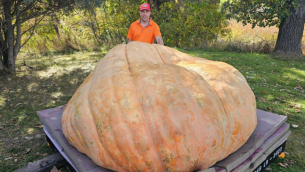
[37,105,290,172]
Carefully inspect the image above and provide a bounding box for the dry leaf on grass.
[50,166,60,172]
[26,148,31,154]
[267,107,274,111]
[278,162,289,168]
[5,157,12,160]
[296,109,302,113]
[292,124,299,128]
[36,152,48,156]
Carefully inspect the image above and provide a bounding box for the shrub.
[154,0,229,48]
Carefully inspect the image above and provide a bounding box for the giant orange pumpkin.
[62,41,257,171]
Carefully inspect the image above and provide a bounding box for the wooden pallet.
[37,106,290,172]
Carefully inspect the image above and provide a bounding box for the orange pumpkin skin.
[62,41,257,171]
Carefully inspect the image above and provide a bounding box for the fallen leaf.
[296,109,302,113]
[5,157,12,160]
[34,125,44,128]
[12,154,19,157]
[50,166,59,172]
[276,97,285,101]
[278,162,287,168]
[26,148,31,154]
[14,159,17,163]
[289,158,296,165]
[292,124,299,128]
[267,107,274,111]
[294,85,303,90]
[36,152,48,156]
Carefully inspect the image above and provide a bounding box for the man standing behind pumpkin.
[127,3,164,45]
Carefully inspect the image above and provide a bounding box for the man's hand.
[156,36,164,45]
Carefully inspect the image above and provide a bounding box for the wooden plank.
[246,131,291,172]
[231,125,290,172]
[214,110,287,171]
[13,152,67,172]
[197,167,216,172]
[37,105,112,172]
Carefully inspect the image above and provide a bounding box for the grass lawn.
[0,47,304,172]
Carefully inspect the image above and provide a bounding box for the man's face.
[140,9,151,22]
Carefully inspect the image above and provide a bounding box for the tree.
[0,0,104,74]
[222,0,305,58]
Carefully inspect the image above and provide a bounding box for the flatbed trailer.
[36,105,290,172]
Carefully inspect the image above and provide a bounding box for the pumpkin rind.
[62,41,257,171]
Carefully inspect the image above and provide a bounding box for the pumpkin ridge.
[87,83,124,171]
[177,61,256,158]
[152,44,165,64]
[124,43,166,171]
[101,44,148,171]
[83,67,126,170]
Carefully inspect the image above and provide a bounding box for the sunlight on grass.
[18,114,28,122]
[287,68,305,78]
[26,128,35,134]
[51,92,63,98]
[0,96,6,107]
[27,83,39,92]
[37,66,60,78]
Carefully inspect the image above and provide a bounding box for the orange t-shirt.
[127,19,161,44]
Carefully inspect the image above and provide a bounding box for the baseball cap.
[140,3,150,11]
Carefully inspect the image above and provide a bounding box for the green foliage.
[222,0,303,28]
[22,11,98,54]
[92,0,146,46]
[154,0,228,47]
[22,0,229,53]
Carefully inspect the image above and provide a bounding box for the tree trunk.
[0,60,3,72]
[272,0,305,58]
[51,13,61,38]
[3,1,15,73]
[14,1,21,65]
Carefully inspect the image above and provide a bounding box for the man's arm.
[155,36,164,45]
[127,38,133,44]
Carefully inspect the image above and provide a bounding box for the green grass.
[0,48,304,171]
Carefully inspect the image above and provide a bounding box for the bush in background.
[22,0,305,55]
[21,0,229,54]
[154,0,228,48]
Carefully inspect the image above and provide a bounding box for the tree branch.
[20,15,45,50]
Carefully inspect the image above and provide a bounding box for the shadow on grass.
[0,51,105,172]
